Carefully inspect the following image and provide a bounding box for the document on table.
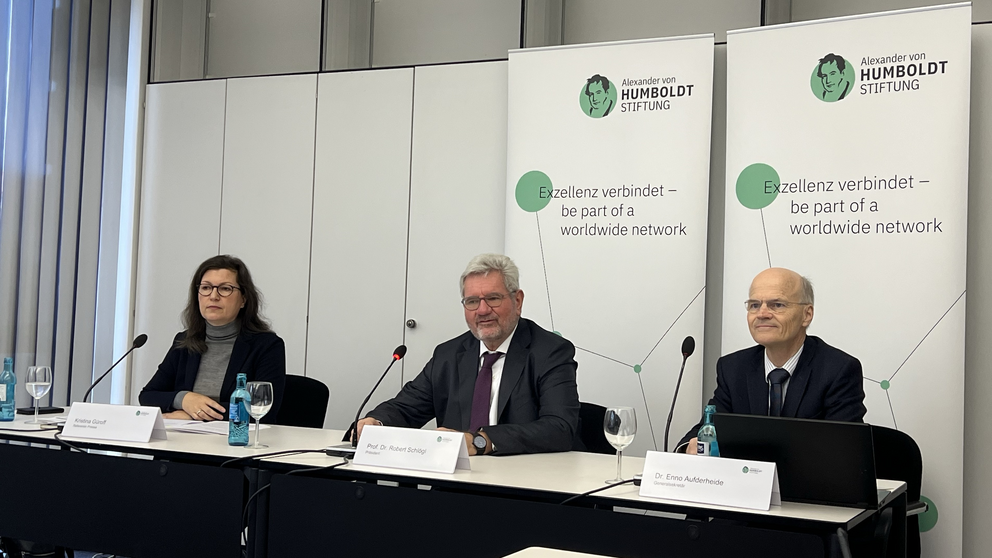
[165,420,271,435]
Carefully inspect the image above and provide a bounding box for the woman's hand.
[181,392,226,421]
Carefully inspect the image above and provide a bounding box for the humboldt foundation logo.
[810,53,855,102]
[579,74,616,118]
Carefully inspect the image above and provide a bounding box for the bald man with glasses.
[354,254,580,456]
[678,267,866,453]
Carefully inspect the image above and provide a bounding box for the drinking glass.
[25,366,53,424]
[246,381,273,449]
[603,406,636,483]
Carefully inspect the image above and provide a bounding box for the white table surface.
[0,416,904,526]
[504,549,615,558]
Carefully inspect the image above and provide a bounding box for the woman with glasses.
[139,255,286,422]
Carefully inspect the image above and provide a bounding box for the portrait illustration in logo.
[579,74,617,118]
[810,53,855,102]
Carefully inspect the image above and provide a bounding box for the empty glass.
[246,381,273,449]
[604,406,636,483]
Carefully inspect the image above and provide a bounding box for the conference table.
[0,417,906,558]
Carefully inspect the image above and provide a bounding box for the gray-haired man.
[355,253,580,455]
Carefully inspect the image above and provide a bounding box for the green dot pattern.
[880,380,890,390]
[515,170,553,213]
[633,364,642,374]
[919,496,938,532]
[736,163,780,210]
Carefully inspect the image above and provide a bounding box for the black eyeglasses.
[461,292,514,311]
[198,284,241,297]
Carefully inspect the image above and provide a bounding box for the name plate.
[352,425,470,474]
[639,450,781,511]
[63,402,167,443]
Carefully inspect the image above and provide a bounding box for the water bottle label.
[697,440,710,456]
[0,385,6,402]
[230,403,240,422]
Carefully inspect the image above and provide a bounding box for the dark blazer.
[678,335,866,448]
[367,318,580,455]
[138,329,287,423]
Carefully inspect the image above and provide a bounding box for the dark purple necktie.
[768,368,790,417]
[470,352,503,432]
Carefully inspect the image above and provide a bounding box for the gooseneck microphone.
[663,336,695,452]
[349,345,407,447]
[82,334,148,403]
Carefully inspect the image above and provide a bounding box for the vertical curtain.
[0,0,132,407]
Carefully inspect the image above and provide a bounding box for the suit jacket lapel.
[457,336,479,430]
[222,331,251,397]
[746,347,769,415]
[496,320,530,420]
[782,336,815,418]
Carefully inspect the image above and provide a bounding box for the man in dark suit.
[678,267,866,453]
[355,254,580,455]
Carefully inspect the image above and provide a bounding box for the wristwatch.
[472,431,488,455]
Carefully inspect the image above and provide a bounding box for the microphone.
[348,345,406,446]
[82,334,148,403]
[663,336,695,452]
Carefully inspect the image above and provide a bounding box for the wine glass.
[25,366,53,424]
[604,406,636,483]
[246,381,273,449]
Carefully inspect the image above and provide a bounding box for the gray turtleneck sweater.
[172,320,240,410]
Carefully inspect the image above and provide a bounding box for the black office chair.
[575,402,615,454]
[276,374,330,428]
[871,424,926,558]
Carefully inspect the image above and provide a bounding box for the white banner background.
[724,5,971,555]
[505,36,714,456]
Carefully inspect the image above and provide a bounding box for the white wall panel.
[220,74,317,381]
[404,61,508,380]
[964,23,992,558]
[133,80,226,403]
[307,69,413,429]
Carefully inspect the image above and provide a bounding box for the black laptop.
[712,414,878,509]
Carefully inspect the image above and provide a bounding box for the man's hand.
[180,392,226,421]
[686,437,699,455]
[163,410,193,420]
[351,417,383,442]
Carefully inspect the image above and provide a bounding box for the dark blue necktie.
[768,368,790,417]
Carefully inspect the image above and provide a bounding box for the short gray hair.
[460,253,520,296]
[798,275,815,305]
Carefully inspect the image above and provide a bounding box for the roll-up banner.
[724,4,970,555]
[505,35,714,456]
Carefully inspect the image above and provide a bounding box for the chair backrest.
[576,402,615,454]
[871,425,923,500]
[276,374,330,428]
[871,424,923,558]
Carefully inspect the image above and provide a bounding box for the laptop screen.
[712,414,877,508]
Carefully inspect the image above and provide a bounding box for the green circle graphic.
[515,170,553,213]
[578,74,618,119]
[810,53,856,103]
[633,365,642,374]
[919,496,938,532]
[736,163,780,210]
[880,380,891,390]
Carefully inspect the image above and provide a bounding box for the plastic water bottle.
[696,404,719,456]
[228,373,250,446]
[1,357,16,421]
